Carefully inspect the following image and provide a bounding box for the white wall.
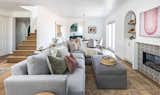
[105,0,160,69]
[0,9,31,56]
[0,15,12,56]
[84,18,105,40]
[8,17,16,53]
[0,9,16,56]
[62,17,105,41]
[36,6,65,49]
[30,7,38,33]
[35,6,106,49]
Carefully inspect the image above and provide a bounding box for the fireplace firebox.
[143,52,160,72]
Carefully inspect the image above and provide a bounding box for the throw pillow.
[48,56,67,74]
[74,38,81,50]
[68,40,76,52]
[27,54,50,75]
[49,47,58,57]
[65,55,78,73]
[56,46,70,57]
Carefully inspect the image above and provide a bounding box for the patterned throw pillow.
[48,56,67,74]
[65,54,78,73]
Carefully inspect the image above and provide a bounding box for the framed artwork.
[70,23,78,32]
[88,26,96,34]
[55,23,62,38]
[140,6,160,37]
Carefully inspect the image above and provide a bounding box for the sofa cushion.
[71,53,85,60]
[68,39,81,53]
[48,56,67,74]
[67,68,85,95]
[65,55,78,73]
[27,54,50,75]
[68,40,76,52]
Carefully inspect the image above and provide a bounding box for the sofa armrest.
[4,75,68,95]
[11,60,28,75]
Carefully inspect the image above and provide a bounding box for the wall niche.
[125,11,136,40]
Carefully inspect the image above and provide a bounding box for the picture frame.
[140,6,160,37]
[88,26,96,34]
[55,22,62,38]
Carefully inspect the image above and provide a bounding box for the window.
[106,22,115,51]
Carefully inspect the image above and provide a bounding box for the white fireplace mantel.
[135,38,160,47]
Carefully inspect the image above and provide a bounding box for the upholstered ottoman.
[92,55,127,89]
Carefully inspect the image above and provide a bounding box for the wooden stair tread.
[23,40,36,42]
[18,44,36,46]
[30,33,36,34]
[7,56,26,58]
[15,50,35,52]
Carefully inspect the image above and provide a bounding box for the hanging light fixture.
[82,13,86,39]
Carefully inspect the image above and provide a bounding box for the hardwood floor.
[0,57,13,95]
[0,59,159,95]
[86,61,160,95]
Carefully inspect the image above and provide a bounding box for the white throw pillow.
[53,46,70,57]
[49,47,58,57]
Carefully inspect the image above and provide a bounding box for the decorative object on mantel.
[140,6,160,37]
[88,26,96,34]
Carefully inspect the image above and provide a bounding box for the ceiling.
[0,0,128,17]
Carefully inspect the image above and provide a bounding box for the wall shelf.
[128,20,136,25]
[125,11,136,40]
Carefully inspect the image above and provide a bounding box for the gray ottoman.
[92,55,127,89]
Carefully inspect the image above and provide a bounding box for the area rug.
[85,62,160,95]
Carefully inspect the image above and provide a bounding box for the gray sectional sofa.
[4,47,127,95]
[4,52,85,95]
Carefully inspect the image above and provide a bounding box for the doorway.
[15,18,30,46]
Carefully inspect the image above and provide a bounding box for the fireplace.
[138,43,160,85]
[143,52,160,72]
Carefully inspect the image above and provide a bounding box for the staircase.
[7,33,36,63]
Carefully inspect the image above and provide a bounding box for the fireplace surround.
[138,43,160,85]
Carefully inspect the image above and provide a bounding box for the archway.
[124,10,136,66]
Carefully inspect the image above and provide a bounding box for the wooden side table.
[34,92,56,95]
